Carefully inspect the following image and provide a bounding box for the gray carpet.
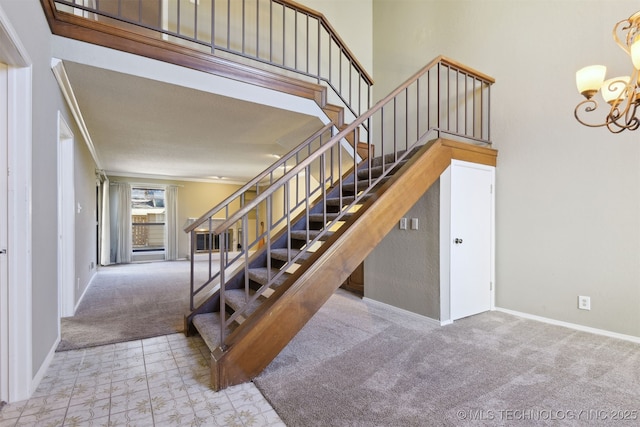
[57,260,203,351]
[255,290,640,426]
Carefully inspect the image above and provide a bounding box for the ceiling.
[63,61,324,184]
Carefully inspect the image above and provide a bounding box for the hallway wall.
[0,0,77,378]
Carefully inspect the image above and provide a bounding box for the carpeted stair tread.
[370,145,423,167]
[225,288,266,317]
[342,177,391,194]
[309,212,339,222]
[271,248,314,263]
[308,212,354,223]
[290,229,333,241]
[248,267,291,288]
[325,194,373,207]
[357,161,408,180]
[192,312,233,352]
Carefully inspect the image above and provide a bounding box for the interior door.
[450,161,494,320]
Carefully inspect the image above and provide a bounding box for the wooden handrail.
[439,56,495,84]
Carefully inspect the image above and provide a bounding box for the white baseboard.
[362,297,444,326]
[31,335,60,396]
[495,307,640,344]
[74,270,96,313]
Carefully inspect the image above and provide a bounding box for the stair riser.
[369,146,422,168]
[341,178,390,195]
[357,162,407,180]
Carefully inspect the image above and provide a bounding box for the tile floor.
[0,334,285,426]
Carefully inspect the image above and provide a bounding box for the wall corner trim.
[51,58,103,170]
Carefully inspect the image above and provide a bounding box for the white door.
[450,161,494,320]
[0,62,8,403]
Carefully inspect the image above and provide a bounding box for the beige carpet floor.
[255,290,640,426]
[57,260,208,351]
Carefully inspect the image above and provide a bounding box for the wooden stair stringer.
[209,138,498,390]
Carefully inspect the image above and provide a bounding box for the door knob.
[454,238,463,244]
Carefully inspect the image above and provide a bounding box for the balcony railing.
[47,0,373,121]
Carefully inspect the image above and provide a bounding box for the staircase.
[39,0,498,392]
[183,55,497,390]
[186,138,496,390]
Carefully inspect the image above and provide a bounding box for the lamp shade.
[576,65,607,98]
[631,39,640,70]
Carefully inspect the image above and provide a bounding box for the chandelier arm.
[626,102,640,131]
[606,121,627,133]
[625,70,640,130]
[606,106,627,132]
[606,85,640,132]
[613,18,633,54]
[574,99,611,128]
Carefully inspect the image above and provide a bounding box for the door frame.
[0,59,8,405]
[57,113,75,318]
[0,4,33,403]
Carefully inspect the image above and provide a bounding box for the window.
[131,188,165,252]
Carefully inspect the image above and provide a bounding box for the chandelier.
[575,11,640,133]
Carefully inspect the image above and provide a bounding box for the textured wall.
[365,182,441,319]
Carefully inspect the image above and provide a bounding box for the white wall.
[373,0,640,336]
[296,0,373,77]
[74,129,98,304]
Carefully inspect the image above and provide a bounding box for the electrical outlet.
[399,218,408,230]
[578,295,591,310]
